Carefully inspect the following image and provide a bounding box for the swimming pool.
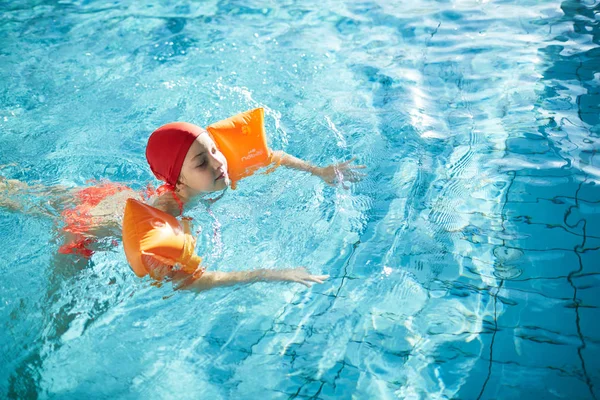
[1,0,598,398]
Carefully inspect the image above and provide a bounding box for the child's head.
[146,122,230,198]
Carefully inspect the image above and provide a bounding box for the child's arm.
[271,151,366,186]
[175,267,329,291]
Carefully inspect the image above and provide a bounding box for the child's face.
[178,132,229,194]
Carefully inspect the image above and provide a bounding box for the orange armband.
[208,107,273,187]
[122,199,203,278]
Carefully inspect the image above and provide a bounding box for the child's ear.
[175,177,185,193]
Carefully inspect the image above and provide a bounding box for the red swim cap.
[146,122,205,186]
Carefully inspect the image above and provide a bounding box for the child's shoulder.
[150,191,183,217]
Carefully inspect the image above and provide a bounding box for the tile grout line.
[564,156,597,400]
[476,168,515,399]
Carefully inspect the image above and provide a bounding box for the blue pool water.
[1,0,599,398]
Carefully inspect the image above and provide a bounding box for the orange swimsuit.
[59,183,134,257]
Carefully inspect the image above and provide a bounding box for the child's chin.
[215,178,230,191]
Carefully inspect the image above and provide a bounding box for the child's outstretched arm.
[175,267,329,292]
[271,151,366,186]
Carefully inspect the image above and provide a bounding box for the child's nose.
[209,153,224,169]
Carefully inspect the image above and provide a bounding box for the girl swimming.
[0,110,365,290]
[140,113,365,290]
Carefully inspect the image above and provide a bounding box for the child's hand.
[282,267,330,287]
[314,157,366,187]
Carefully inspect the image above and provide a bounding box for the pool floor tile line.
[476,279,504,400]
